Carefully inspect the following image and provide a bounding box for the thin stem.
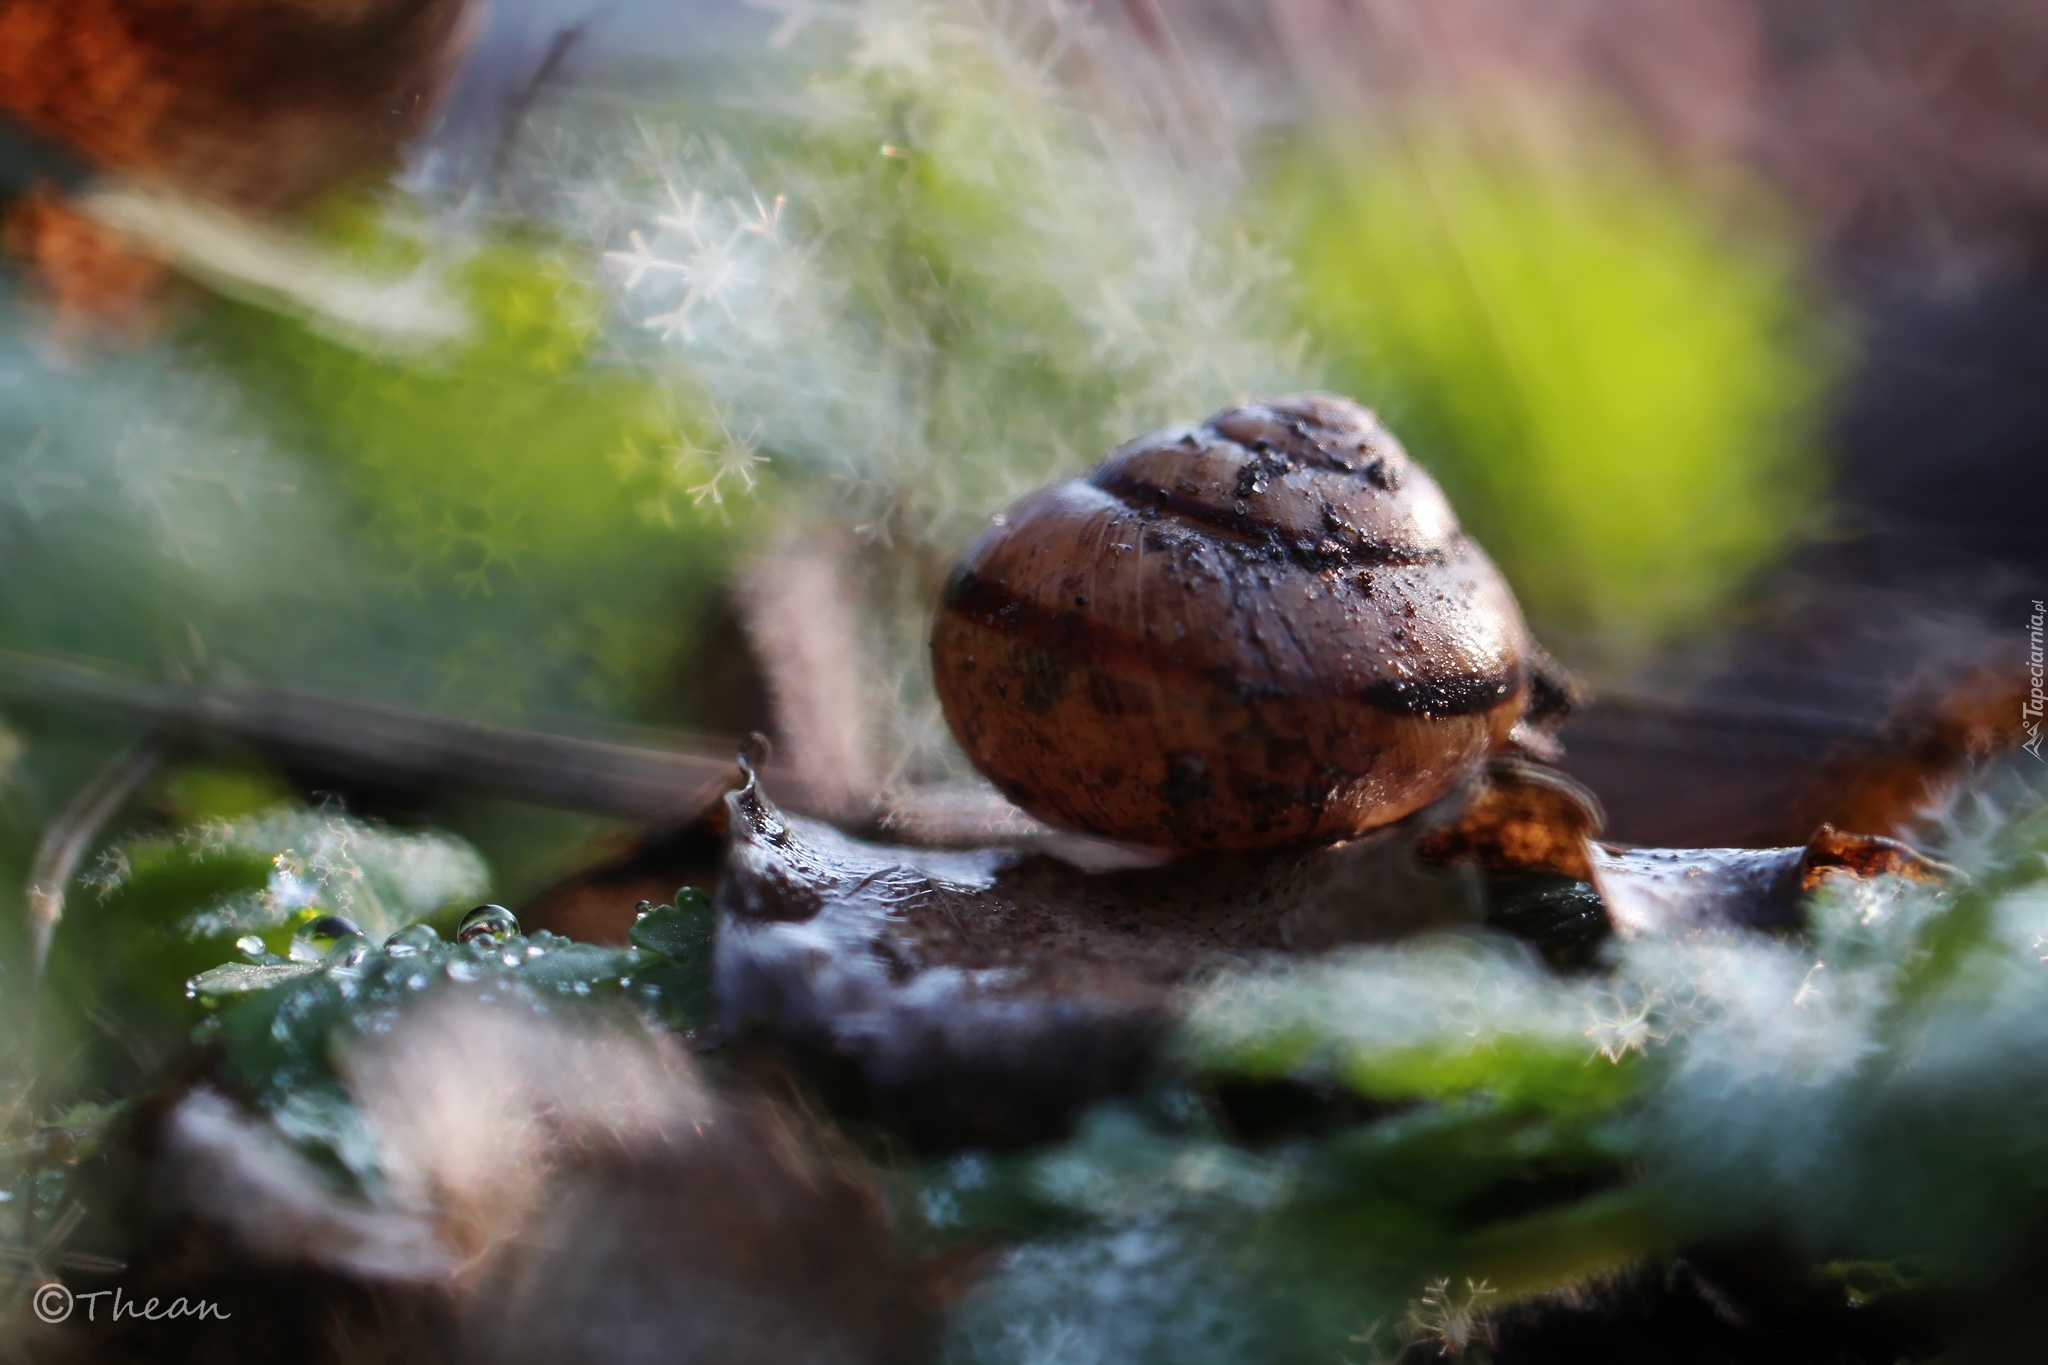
[27,740,161,978]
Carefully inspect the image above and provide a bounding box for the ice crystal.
[517,0,1313,778]
[1405,1276,1497,1356]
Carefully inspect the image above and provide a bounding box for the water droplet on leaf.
[291,914,363,963]
[384,923,440,958]
[457,904,519,945]
[327,934,373,970]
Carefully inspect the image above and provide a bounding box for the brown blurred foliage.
[1792,663,2035,839]
[0,0,474,202]
[0,0,477,321]
[0,192,168,332]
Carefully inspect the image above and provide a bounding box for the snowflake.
[672,406,769,507]
[1406,1277,1497,1356]
[607,185,786,343]
[1585,991,1660,1062]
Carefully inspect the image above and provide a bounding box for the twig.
[0,651,752,826]
[27,740,160,976]
[488,22,588,197]
[732,533,879,824]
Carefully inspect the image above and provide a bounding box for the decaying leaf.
[1798,823,1959,891]
[1590,825,1957,939]
[715,754,1967,1141]
[1411,757,1955,943]
[1415,757,1606,881]
[714,769,1482,1144]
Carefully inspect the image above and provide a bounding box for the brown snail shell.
[930,393,1533,851]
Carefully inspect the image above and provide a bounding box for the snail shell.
[930,393,1533,851]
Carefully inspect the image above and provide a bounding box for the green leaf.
[627,888,714,959]
[1182,937,1640,1117]
[195,925,643,1183]
[186,961,318,1000]
[624,889,717,1031]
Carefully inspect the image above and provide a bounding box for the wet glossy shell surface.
[930,394,1530,851]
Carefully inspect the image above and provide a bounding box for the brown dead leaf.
[1415,757,1605,881]
[1590,824,1958,939]
[1797,822,1958,893]
[0,0,475,204]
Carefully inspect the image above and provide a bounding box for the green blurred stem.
[26,739,160,978]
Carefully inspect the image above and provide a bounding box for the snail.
[930,392,1561,851]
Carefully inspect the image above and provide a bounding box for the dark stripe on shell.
[940,569,1522,718]
[1088,467,1436,574]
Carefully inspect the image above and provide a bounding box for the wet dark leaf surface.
[714,771,1480,1143]
[1589,825,1957,939]
[710,756,1971,1151]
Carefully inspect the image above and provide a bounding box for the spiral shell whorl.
[931,394,1531,851]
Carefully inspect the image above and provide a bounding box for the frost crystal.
[133,807,489,941]
[515,0,1315,780]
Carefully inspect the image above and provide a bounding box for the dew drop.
[327,934,373,970]
[235,935,268,962]
[457,904,519,946]
[291,915,363,963]
[385,924,440,958]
